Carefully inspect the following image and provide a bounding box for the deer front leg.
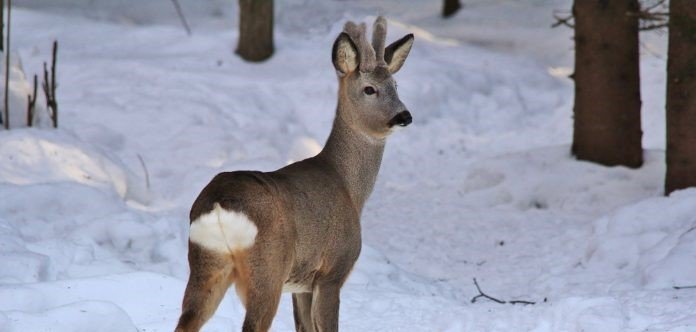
[292,293,314,332]
[311,283,341,332]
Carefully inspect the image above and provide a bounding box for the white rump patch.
[189,203,258,253]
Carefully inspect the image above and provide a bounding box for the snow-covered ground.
[1,0,694,331]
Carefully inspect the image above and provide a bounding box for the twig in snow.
[26,74,36,126]
[42,40,58,128]
[136,153,150,190]
[136,154,151,190]
[470,278,537,305]
[171,0,191,36]
[471,278,506,304]
[673,285,696,290]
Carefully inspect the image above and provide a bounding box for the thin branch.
[640,23,669,31]
[171,0,191,36]
[632,0,669,32]
[673,285,696,290]
[642,0,667,13]
[553,3,668,32]
[551,13,574,29]
[637,12,669,21]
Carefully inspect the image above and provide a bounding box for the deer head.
[332,16,414,139]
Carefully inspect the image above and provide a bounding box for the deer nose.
[389,110,412,127]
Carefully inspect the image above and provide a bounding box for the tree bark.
[236,0,273,62]
[571,0,643,168]
[665,0,696,194]
[442,0,461,18]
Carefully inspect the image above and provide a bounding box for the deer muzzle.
[389,110,412,127]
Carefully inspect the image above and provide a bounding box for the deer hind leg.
[238,241,291,332]
[292,293,314,332]
[240,277,283,332]
[311,283,341,332]
[175,243,235,332]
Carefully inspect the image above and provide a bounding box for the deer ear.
[332,32,359,76]
[384,33,414,74]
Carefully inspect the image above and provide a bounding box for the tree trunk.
[3,0,9,130]
[236,0,273,62]
[442,0,461,18]
[571,0,643,168]
[1,0,4,52]
[665,0,696,194]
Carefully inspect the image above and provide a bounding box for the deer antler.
[372,16,387,66]
[343,17,390,72]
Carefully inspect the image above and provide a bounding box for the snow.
[587,189,696,290]
[1,0,694,331]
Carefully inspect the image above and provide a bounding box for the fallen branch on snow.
[673,285,696,290]
[470,278,540,306]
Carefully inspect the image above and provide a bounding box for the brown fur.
[175,16,414,332]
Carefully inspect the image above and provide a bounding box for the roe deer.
[175,16,414,332]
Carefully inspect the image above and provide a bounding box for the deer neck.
[318,107,386,213]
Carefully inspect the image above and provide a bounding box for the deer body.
[176,17,414,332]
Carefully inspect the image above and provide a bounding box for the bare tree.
[665,0,696,194]
[570,0,643,168]
[236,0,273,62]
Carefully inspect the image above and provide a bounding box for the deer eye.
[363,86,376,95]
